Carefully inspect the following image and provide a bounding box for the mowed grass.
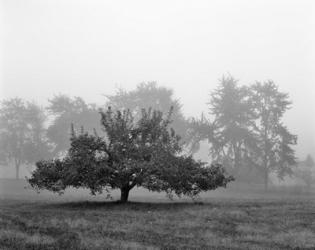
[1,180,315,249]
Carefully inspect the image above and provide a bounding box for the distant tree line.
[0,82,189,180]
[0,78,307,191]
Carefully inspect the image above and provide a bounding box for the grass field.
[1,180,315,249]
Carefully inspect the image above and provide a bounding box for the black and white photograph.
[0,0,314,249]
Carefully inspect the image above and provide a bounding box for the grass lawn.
[1,180,315,249]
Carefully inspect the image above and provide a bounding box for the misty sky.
[1,0,314,159]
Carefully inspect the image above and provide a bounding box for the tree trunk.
[120,187,130,203]
[15,164,20,180]
[234,144,241,176]
[264,170,268,191]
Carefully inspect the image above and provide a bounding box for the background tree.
[106,82,189,144]
[186,113,214,154]
[250,81,297,189]
[47,95,101,156]
[208,76,255,176]
[294,154,314,190]
[187,77,297,187]
[28,107,233,202]
[304,154,315,169]
[187,76,257,180]
[0,98,51,179]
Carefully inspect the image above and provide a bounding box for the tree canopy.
[28,107,233,202]
[106,82,189,144]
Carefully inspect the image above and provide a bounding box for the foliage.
[188,76,297,188]
[209,76,255,173]
[250,81,297,188]
[46,94,100,156]
[106,82,189,144]
[28,107,233,202]
[187,76,259,180]
[186,113,214,153]
[0,98,52,179]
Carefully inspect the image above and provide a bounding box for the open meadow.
[1,179,315,250]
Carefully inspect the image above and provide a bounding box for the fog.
[1,0,314,160]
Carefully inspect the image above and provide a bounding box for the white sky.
[1,0,314,159]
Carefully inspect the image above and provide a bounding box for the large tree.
[106,82,189,144]
[28,107,233,202]
[250,81,297,189]
[47,95,100,156]
[0,98,51,179]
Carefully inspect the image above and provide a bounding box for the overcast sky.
[1,0,314,159]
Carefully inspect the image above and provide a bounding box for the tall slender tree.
[187,76,255,178]
[209,76,254,173]
[250,81,297,189]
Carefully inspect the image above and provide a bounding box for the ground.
[1,180,315,249]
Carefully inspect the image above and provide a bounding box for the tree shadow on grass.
[42,200,206,211]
